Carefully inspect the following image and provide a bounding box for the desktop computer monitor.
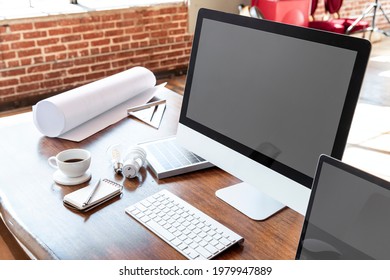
[177,8,371,220]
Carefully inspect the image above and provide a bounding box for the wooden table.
[0,89,304,260]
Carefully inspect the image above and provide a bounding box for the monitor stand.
[216,182,285,221]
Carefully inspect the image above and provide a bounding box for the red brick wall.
[0,3,192,110]
[314,0,390,29]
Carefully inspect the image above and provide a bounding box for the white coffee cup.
[48,149,91,178]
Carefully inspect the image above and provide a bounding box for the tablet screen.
[296,155,390,260]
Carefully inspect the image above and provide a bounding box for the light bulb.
[122,146,147,178]
[106,144,123,174]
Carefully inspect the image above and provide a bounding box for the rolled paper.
[33,66,156,138]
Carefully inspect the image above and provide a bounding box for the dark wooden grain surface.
[0,88,303,260]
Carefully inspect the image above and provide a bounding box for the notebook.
[138,136,213,179]
[63,178,123,212]
[296,155,390,260]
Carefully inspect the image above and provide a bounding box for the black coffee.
[64,158,83,163]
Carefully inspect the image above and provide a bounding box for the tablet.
[296,154,390,260]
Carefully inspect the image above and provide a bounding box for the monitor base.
[216,182,285,221]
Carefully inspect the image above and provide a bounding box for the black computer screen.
[180,9,371,187]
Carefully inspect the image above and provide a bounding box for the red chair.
[251,0,311,27]
[308,0,370,34]
[308,0,345,34]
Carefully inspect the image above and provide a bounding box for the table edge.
[0,191,58,260]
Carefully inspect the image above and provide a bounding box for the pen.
[127,99,166,114]
[150,104,159,121]
[82,178,101,207]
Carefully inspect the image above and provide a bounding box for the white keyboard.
[125,190,244,260]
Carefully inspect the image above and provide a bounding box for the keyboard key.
[204,235,213,242]
[195,246,212,259]
[205,244,218,254]
[219,237,231,246]
[171,238,182,246]
[215,243,225,250]
[178,243,187,251]
[140,216,150,223]
[183,247,200,259]
[141,200,152,208]
[145,219,175,241]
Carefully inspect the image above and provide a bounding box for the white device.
[138,136,213,179]
[126,190,243,259]
[122,146,147,178]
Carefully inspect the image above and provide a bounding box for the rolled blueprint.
[33,67,156,139]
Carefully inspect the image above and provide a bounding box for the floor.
[0,35,389,260]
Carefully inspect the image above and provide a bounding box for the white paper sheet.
[33,66,159,142]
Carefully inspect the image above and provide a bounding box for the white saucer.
[53,170,92,186]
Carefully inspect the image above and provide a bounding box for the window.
[0,0,185,20]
